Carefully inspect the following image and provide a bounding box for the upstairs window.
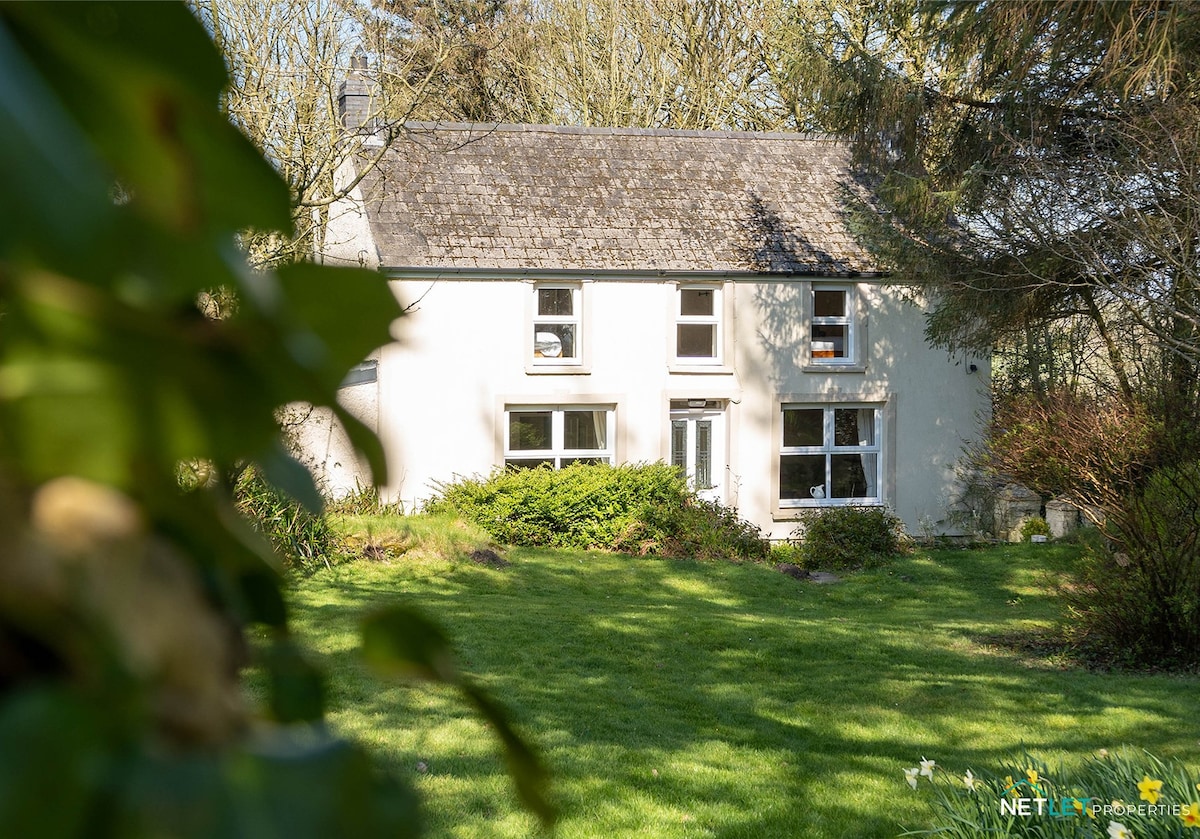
[532,285,581,365]
[779,404,882,505]
[810,285,854,364]
[675,285,721,363]
[505,406,613,468]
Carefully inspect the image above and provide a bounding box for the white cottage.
[306,116,988,540]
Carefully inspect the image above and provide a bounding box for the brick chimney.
[338,50,374,131]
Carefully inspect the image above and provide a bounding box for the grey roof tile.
[358,123,879,275]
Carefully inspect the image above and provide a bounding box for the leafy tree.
[0,2,551,834]
[785,0,1200,663]
[784,1,1200,418]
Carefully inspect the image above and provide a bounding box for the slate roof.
[357,123,880,275]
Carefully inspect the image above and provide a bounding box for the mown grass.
[278,518,1198,838]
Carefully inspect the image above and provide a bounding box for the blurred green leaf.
[0,689,107,838]
[262,638,326,724]
[0,17,113,266]
[116,731,423,839]
[275,264,401,383]
[227,731,423,839]
[2,1,291,236]
[259,442,323,515]
[361,606,458,683]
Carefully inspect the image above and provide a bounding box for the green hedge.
[789,505,907,570]
[425,462,767,560]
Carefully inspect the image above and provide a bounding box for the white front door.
[670,403,725,502]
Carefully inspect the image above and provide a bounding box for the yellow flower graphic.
[1138,775,1163,805]
[1181,802,1200,829]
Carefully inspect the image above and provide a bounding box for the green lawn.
[280,530,1198,838]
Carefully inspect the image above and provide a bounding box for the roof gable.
[357,123,878,275]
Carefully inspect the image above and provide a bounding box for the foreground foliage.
[426,462,769,560]
[0,3,548,836]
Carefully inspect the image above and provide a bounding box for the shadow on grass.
[287,544,1198,839]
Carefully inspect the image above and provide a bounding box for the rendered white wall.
[368,276,988,537]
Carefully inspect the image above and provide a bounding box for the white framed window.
[779,403,882,506]
[504,405,614,469]
[810,285,855,364]
[674,285,722,363]
[532,284,582,366]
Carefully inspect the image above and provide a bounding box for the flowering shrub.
[902,749,1200,838]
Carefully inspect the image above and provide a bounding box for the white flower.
[905,767,920,789]
[963,769,979,792]
[920,757,936,780]
[1108,821,1133,839]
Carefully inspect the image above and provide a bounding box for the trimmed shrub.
[789,506,906,570]
[425,462,767,560]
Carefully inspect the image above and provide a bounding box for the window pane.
[813,289,845,317]
[780,454,825,499]
[671,419,687,470]
[811,324,846,358]
[695,420,712,490]
[832,454,874,498]
[782,408,823,447]
[562,456,610,467]
[564,410,606,450]
[534,324,576,358]
[505,458,554,470]
[680,288,714,316]
[677,324,716,357]
[509,412,551,450]
[538,288,573,316]
[834,408,875,447]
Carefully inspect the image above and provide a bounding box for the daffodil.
[1004,776,1018,796]
[920,758,936,780]
[1027,768,1040,787]
[963,769,979,793]
[1181,802,1200,829]
[905,767,920,790]
[1138,775,1163,805]
[1108,821,1133,839]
